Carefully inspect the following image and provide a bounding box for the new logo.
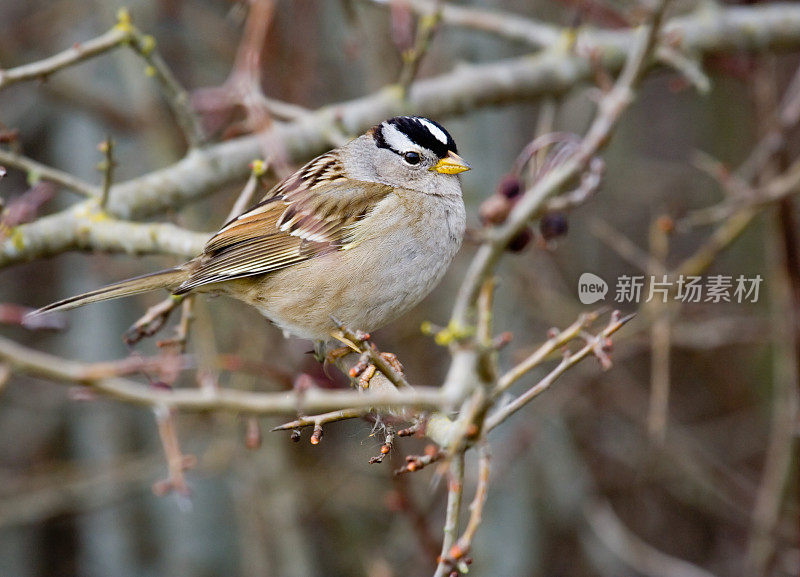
[578,272,608,304]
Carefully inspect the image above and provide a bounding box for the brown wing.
[176,153,392,293]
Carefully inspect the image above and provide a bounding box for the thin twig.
[677,208,759,277]
[448,0,669,332]
[447,442,491,566]
[584,499,720,577]
[591,218,661,273]
[124,296,184,346]
[272,408,366,432]
[4,4,800,269]
[0,149,99,198]
[744,63,800,571]
[227,161,268,221]
[395,445,444,475]
[0,27,130,89]
[645,217,672,444]
[743,210,800,574]
[495,311,601,394]
[398,2,443,97]
[0,334,446,414]
[151,405,195,497]
[685,156,800,226]
[192,0,279,138]
[97,137,115,209]
[115,10,206,148]
[258,98,310,121]
[674,157,800,277]
[433,452,465,577]
[0,11,205,148]
[655,44,710,94]
[486,313,635,432]
[684,61,800,227]
[173,297,196,352]
[370,0,560,49]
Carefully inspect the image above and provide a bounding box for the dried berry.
[507,227,533,252]
[478,194,512,225]
[656,215,675,234]
[539,212,569,240]
[496,174,522,199]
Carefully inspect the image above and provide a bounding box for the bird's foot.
[349,351,404,390]
[324,345,352,366]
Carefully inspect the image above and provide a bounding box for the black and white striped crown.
[373,116,457,159]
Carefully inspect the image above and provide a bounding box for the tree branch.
[442,0,668,404]
[0,27,130,89]
[433,452,465,577]
[485,312,634,432]
[0,11,205,148]
[4,3,800,268]
[0,149,100,198]
[0,335,446,414]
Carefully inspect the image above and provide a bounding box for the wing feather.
[177,155,392,293]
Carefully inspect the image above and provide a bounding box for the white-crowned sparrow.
[31,116,470,342]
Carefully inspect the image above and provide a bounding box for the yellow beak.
[431,151,471,175]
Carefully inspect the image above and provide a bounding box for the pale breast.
[233,190,466,341]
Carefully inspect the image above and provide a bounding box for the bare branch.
[121,19,206,149]
[97,137,115,209]
[226,161,268,222]
[449,0,668,331]
[0,335,446,414]
[446,442,491,567]
[272,408,367,432]
[398,3,443,96]
[495,311,601,394]
[369,0,560,49]
[4,3,800,268]
[443,0,668,406]
[486,312,634,432]
[151,405,195,497]
[3,211,208,267]
[123,296,184,346]
[0,27,130,89]
[0,148,99,198]
[0,11,205,148]
[584,499,721,577]
[433,452,465,577]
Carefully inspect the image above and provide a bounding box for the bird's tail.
[27,268,188,318]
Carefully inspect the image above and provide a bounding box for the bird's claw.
[349,351,404,389]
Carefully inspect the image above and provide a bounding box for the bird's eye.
[403,151,421,165]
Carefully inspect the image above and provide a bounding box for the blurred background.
[0,0,798,576]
